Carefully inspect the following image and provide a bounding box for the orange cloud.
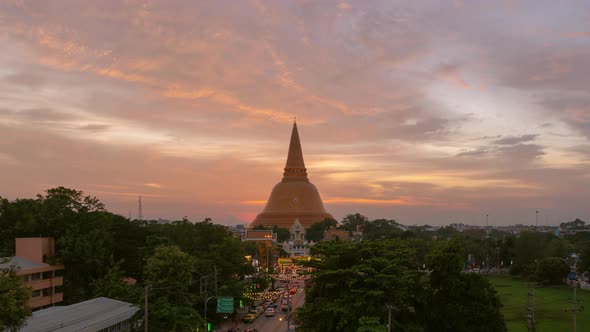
[240,200,267,205]
[325,197,421,205]
[560,32,590,38]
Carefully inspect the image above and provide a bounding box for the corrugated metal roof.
[0,256,48,270]
[21,297,140,332]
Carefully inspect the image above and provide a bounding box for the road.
[234,283,305,332]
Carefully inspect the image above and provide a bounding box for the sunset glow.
[1,1,589,225]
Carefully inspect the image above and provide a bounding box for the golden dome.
[251,122,333,229]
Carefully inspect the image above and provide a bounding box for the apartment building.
[0,237,64,310]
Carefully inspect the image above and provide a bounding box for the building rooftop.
[21,297,139,332]
[0,256,48,270]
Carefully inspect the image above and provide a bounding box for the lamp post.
[265,233,272,275]
[204,296,215,332]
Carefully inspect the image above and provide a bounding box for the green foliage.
[513,232,553,267]
[436,225,460,239]
[92,261,141,303]
[57,211,115,303]
[534,257,570,284]
[356,316,387,332]
[362,219,401,240]
[340,213,368,232]
[145,245,202,330]
[306,218,337,242]
[0,262,31,332]
[297,239,421,331]
[424,240,506,332]
[110,216,147,280]
[272,226,290,242]
[578,242,590,272]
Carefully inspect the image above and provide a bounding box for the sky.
[1,0,589,226]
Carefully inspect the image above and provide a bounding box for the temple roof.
[283,122,308,180]
[251,121,334,229]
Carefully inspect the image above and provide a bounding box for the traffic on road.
[224,276,305,332]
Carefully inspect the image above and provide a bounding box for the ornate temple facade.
[250,122,333,229]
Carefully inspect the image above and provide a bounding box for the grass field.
[488,275,589,332]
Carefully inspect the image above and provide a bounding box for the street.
[226,282,305,332]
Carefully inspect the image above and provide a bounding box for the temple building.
[251,122,333,229]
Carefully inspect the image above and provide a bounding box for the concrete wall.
[16,238,55,264]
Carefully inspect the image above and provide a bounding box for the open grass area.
[488,275,589,332]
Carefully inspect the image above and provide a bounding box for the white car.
[265,307,276,317]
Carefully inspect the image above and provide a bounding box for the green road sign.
[216,296,234,313]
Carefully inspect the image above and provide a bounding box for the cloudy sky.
[1,0,589,226]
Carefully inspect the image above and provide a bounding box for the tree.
[511,232,553,277]
[306,218,337,242]
[111,216,148,280]
[0,262,31,332]
[144,245,201,331]
[577,242,590,273]
[92,261,140,303]
[362,219,402,240]
[357,316,387,332]
[272,226,290,242]
[340,213,369,232]
[57,211,115,303]
[423,240,506,332]
[535,257,570,285]
[297,240,421,331]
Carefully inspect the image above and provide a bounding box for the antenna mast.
[138,196,143,220]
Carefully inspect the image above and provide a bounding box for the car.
[244,329,258,332]
[227,327,241,332]
[267,302,278,308]
[242,313,258,323]
[281,303,290,312]
[265,307,276,317]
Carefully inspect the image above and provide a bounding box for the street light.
[264,234,272,275]
[204,296,215,332]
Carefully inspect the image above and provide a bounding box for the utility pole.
[536,210,539,228]
[565,286,583,332]
[527,285,536,332]
[486,214,489,228]
[138,196,143,220]
[385,304,393,332]
[214,265,218,297]
[144,285,149,332]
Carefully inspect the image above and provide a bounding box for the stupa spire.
[283,121,308,180]
[250,121,333,229]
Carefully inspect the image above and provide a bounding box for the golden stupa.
[251,122,333,229]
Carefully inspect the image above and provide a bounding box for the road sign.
[216,296,234,313]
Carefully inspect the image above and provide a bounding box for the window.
[31,273,42,281]
[42,271,53,279]
[31,290,42,298]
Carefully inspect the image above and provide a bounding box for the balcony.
[26,276,63,290]
[28,293,63,309]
